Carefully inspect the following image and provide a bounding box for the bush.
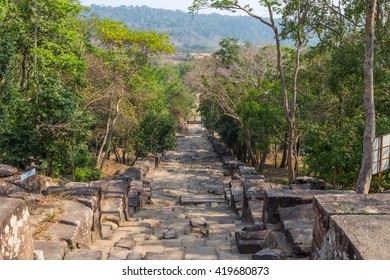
[74,167,101,182]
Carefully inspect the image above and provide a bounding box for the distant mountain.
[86,5,282,52]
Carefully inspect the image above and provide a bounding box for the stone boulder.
[0,181,26,196]
[5,174,53,194]
[0,164,18,177]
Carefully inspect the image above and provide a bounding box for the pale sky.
[80,0,269,17]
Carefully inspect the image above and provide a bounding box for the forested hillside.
[86,5,281,52]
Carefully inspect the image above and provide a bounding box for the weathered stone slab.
[64,249,103,260]
[311,194,390,260]
[115,237,136,250]
[89,180,109,192]
[247,200,264,224]
[208,224,236,238]
[278,204,314,223]
[0,164,18,177]
[133,245,165,258]
[64,182,89,188]
[33,241,69,260]
[180,194,225,204]
[0,197,33,260]
[190,217,207,228]
[107,250,132,260]
[239,166,257,176]
[184,247,218,260]
[163,229,177,239]
[144,252,182,260]
[41,186,66,195]
[235,230,276,254]
[263,189,354,224]
[252,248,286,260]
[122,167,144,181]
[314,215,390,260]
[104,180,129,197]
[101,197,125,226]
[285,227,313,255]
[44,223,88,248]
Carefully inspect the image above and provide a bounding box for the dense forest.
[0,0,389,193]
[86,4,285,52]
[0,0,194,181]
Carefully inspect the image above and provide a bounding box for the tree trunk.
[100,98,122,170]
[259,148,269,171]
[96,114,111,166]
[280,131,288,168]
[356,0,377,194]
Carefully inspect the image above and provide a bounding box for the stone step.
[180,194,225,205]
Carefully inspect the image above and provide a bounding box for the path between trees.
[89,124,252,260]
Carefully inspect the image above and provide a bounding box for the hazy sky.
[80,0,269,17]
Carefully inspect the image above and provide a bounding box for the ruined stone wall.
[0,197,34,260]
[311,194,390,260]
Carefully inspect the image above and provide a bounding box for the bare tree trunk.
[259,148,269,171]
[280,131,288,168]
[100,97,122,170]
[356,0,377,194]
[96,114,111,166]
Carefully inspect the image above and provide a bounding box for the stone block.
[45,223,90,248]
[33,241,69,260]
[101,197,125,226]
[64,249,103,260]
[263,189,353,224]
[0,197,33,260]
[252,248,286,260]
[235,230,276,254]
[285,227,313,255]
[123,167,144,181]
[311,194,390,260]
[115,237,136,250]
[107,250,132,260]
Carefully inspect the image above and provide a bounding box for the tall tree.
[356,0,377,194]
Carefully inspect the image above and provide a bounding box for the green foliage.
[74,167,101,182]
[136,110,177,157]
[215,38,240,66]
[0,0,93,177]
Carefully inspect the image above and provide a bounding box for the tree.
[190,0,312,183]
[0,0,92,177]
[356,0,377,194]
[85,18,174,170]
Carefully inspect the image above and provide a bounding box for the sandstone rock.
[107,250,131,260]
[44,223,90,248]
[163,229,177,239]
[252,248,286,260]
[0,181,27,196]
[235,230,277,254]
[33,241,69,260]
[115,237,136,250]
[0,164,18,177]
[5,174,53,193]
[0,197,33,260]
[64,249,103,260]
[190,217,207,228]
